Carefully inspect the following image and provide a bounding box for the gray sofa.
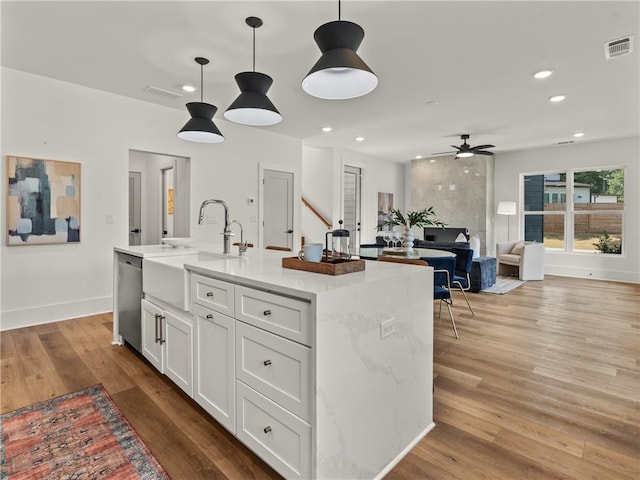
[416,227,470,249]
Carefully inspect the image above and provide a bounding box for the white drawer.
[191,274,234,316]
[236,382,311,480]
[235,286,311,346]
[236,322,311,422]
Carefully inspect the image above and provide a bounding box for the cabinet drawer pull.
[206,314,213,319]
[263,426,272,434]
[263,309,272,316]
[206,292,214,297]
[263,359,272,366]
[158,315,166,344]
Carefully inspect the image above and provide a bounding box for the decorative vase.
[402,227,415,253]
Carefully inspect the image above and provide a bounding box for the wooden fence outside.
[542,203,623,235]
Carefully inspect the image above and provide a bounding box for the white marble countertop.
[184,246,431,301]
[114,244,205,258]
[122,243,432,301]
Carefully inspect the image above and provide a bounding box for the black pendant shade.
[224,16,282,126]
[224,71,282,126]
[178,102,224,143]
[177,57,224,144]
[302,20,378,100]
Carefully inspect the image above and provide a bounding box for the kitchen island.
[113,245,434,479]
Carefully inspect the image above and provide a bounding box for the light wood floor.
[1,275,638,479]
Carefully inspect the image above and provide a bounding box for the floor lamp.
[497,201,517,241]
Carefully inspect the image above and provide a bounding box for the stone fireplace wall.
[409,155,494,256]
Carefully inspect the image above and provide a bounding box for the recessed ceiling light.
[429,159,436,163]
[573,132,585,138]
[182,84,196,92]
[322,126,332,132]
[355,136,365,142]
[415,155,423,159]
[533,70,553,79]
[549,94,566,103]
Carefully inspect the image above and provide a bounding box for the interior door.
[128,171,141,245]
[263,169,294,250]
[343,165,361,253]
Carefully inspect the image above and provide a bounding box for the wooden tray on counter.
[282,257,366,276]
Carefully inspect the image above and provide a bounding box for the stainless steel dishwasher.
[117,253,143,352]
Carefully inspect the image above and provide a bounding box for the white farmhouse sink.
[143,252,234,311]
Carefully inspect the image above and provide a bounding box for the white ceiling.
[2,1,638,163]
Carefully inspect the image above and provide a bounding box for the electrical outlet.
[206,214,217,224]
[380,318,396,339]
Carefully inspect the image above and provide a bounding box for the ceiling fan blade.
[474,150,494,156]
[450,145,462,151]
[431,150,457,156]
[471,144,495,151]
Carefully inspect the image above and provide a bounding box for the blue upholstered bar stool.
[425,256,459,339]
[450,247,475,316]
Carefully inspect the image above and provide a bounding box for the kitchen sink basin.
[143,251,236,311]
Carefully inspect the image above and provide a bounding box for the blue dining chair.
[424,256,459,339]
[450,247,475,316]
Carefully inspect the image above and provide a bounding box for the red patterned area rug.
[0,384,169,479]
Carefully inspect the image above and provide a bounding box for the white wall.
[494,137,639,283]
[1,68,302,330]
[301,146,405,246]
[301,146,333,244]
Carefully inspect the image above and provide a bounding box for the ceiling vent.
[144,86,183,98]
[556,140,574,145]
[604,36,633,60]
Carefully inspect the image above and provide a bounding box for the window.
[573,169,623,254]
[523,168,624,254]
[524,173,566,249]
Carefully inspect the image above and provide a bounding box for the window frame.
[520,166,625,255]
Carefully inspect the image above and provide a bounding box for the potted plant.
[377,207,446,252]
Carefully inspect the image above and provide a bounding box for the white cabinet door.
[164,309,193,397]
[193,304,236,433]
[141,299,164,372]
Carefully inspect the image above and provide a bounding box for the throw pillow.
[510,240,525,255]
[455,232,467,242]
[469,234,480,258]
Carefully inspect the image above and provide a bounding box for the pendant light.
[302,0,378,100]
[177,57,224,143]
[224,17,282,126]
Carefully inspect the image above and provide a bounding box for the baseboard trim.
[1,296,113,331]
[373,421,436,480]
[544,266,639,283]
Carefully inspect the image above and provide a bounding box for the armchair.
[496,241,545,280]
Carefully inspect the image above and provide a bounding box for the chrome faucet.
[198,199,232,254]
[230,220,247,255]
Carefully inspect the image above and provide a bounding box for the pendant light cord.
[200,63,204,102]
[338,0,341,20]
[252,25,256,72]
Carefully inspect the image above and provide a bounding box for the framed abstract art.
[6,156,81,246]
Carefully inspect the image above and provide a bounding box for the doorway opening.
[128,150,190,246]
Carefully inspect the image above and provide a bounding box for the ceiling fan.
[431,134,496,159]
[450,134,495,158]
